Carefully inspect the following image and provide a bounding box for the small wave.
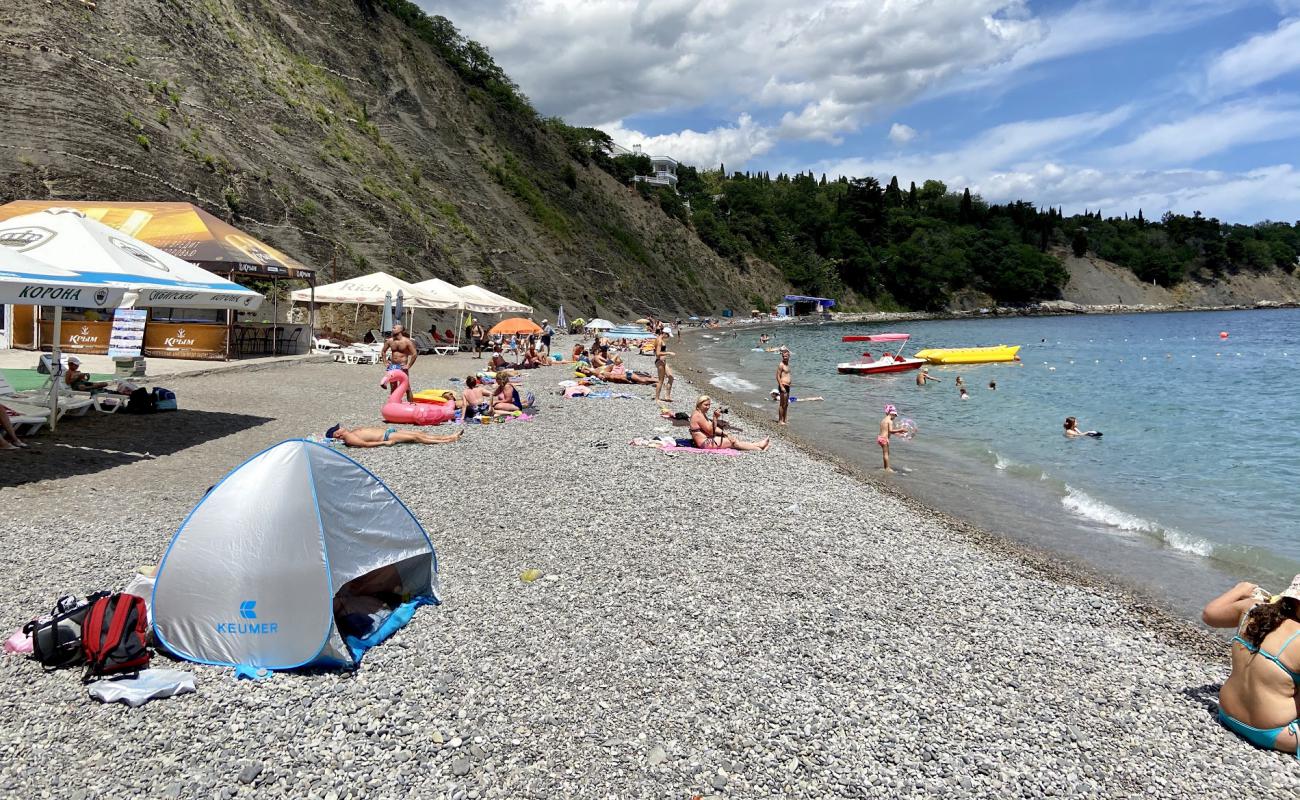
[993,452,1013,470]
[1062,486,1213,557]
[709,372,759,392]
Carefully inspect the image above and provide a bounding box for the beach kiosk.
[783,294,836,317]
[0,201,312,360]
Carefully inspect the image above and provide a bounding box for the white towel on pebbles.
[88,669,196,707]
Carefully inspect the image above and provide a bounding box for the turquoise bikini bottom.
[1218,707,1300,759]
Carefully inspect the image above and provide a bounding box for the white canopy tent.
[409,278,500,348]
[0,208,262,428]
[290,272,464,337]
[290,272,459,310]
[456,284,532,315]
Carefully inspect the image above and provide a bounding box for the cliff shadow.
[1,408,273,488]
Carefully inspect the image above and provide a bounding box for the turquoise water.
[689,310,1300,617]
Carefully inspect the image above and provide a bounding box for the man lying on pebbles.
[326,423,463,448]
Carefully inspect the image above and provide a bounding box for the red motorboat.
[836,333,927,375]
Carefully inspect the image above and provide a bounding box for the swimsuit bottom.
[1218,707,1299,759]
[386,363,408,372]
[383,426,397,441]
[877,435,889,446]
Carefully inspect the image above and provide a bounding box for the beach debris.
[519,568,544,583]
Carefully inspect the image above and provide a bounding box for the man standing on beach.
[776,348,792,425]
[471,321,485,358]
[540,319,554,356]
[380,324,418,402]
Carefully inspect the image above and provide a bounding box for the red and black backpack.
[81,593,151,682]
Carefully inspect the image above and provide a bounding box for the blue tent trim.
[344,596,438,662]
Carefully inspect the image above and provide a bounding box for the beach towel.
[660,443,744,456]
[573,391,636,399]
[470,413,535,425]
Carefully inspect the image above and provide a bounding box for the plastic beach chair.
[0,374,94,417]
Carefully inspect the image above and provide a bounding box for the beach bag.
[23,592,108,669]
[151,387,177,411]
[125,387,156,414]
[81,593,151,681]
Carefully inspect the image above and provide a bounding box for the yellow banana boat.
[914,345,1021,364]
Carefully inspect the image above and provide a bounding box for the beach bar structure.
[782,294,836,317]
[0,201,314,360]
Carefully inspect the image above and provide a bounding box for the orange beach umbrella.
[489,317,542,336]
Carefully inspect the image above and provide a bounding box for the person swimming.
[1063,416,1102,437]
[916,368,940,386]
[769,390,823,403]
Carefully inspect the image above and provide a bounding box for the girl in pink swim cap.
[877,404,905,472]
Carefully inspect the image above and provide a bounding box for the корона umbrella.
[0,208,263,427]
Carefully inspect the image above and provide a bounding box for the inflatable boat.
[913,345,1021,364]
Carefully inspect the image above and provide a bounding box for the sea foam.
[1062,486,1213,557]
[709,372,758,392]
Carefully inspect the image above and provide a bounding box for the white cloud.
[814,108,1300,222]
[1105,98,1300,166]
[598,114,776,168]
[888,123,918,145]
[1205,17,1300,97]
[423,0,1044,134]
[936,0,1241,99]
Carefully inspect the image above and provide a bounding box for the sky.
[420,0,1300,223]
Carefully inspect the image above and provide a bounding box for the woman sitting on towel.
[492,371,524,413]
[689,395,769,451]
[1202,577,1300,759]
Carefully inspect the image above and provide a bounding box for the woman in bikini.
[689,395,769,451]
[654,329,675,403]
[1202,577,1300,759]
[492,371,524,414]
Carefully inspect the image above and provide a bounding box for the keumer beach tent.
[152,440,439,671]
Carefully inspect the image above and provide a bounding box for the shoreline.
[670,343,1226,659]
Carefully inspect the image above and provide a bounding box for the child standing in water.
[877,404,907,472]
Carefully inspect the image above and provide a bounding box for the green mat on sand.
[2,368,113,393]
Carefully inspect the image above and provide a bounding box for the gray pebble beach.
[1,350,1297,799]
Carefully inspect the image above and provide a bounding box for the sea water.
[688,309,1300,620]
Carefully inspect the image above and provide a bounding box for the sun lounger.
[0,375,95,417]
[410,332,437,355]
[3,401,49,435]
[312,336,342,354]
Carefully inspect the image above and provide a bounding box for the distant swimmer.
[988,380,997,390]
[954,375,966,391]
[769,390,823,402]
[759,334,770,344]
[1063,416,1103,438]
[916,368,941,386]
[959,387,969,400]
[877,404,908,472]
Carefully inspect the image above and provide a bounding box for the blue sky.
[424,0,1300,222]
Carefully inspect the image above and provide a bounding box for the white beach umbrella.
[381,291,393,334]
[0,208,262,310]
[0,247,130,430]
[584,318,614,331]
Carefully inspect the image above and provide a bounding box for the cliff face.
[0,0,788,317]
[1058,251,1300,308]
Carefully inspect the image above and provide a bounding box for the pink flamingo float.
[380,370,455,425]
